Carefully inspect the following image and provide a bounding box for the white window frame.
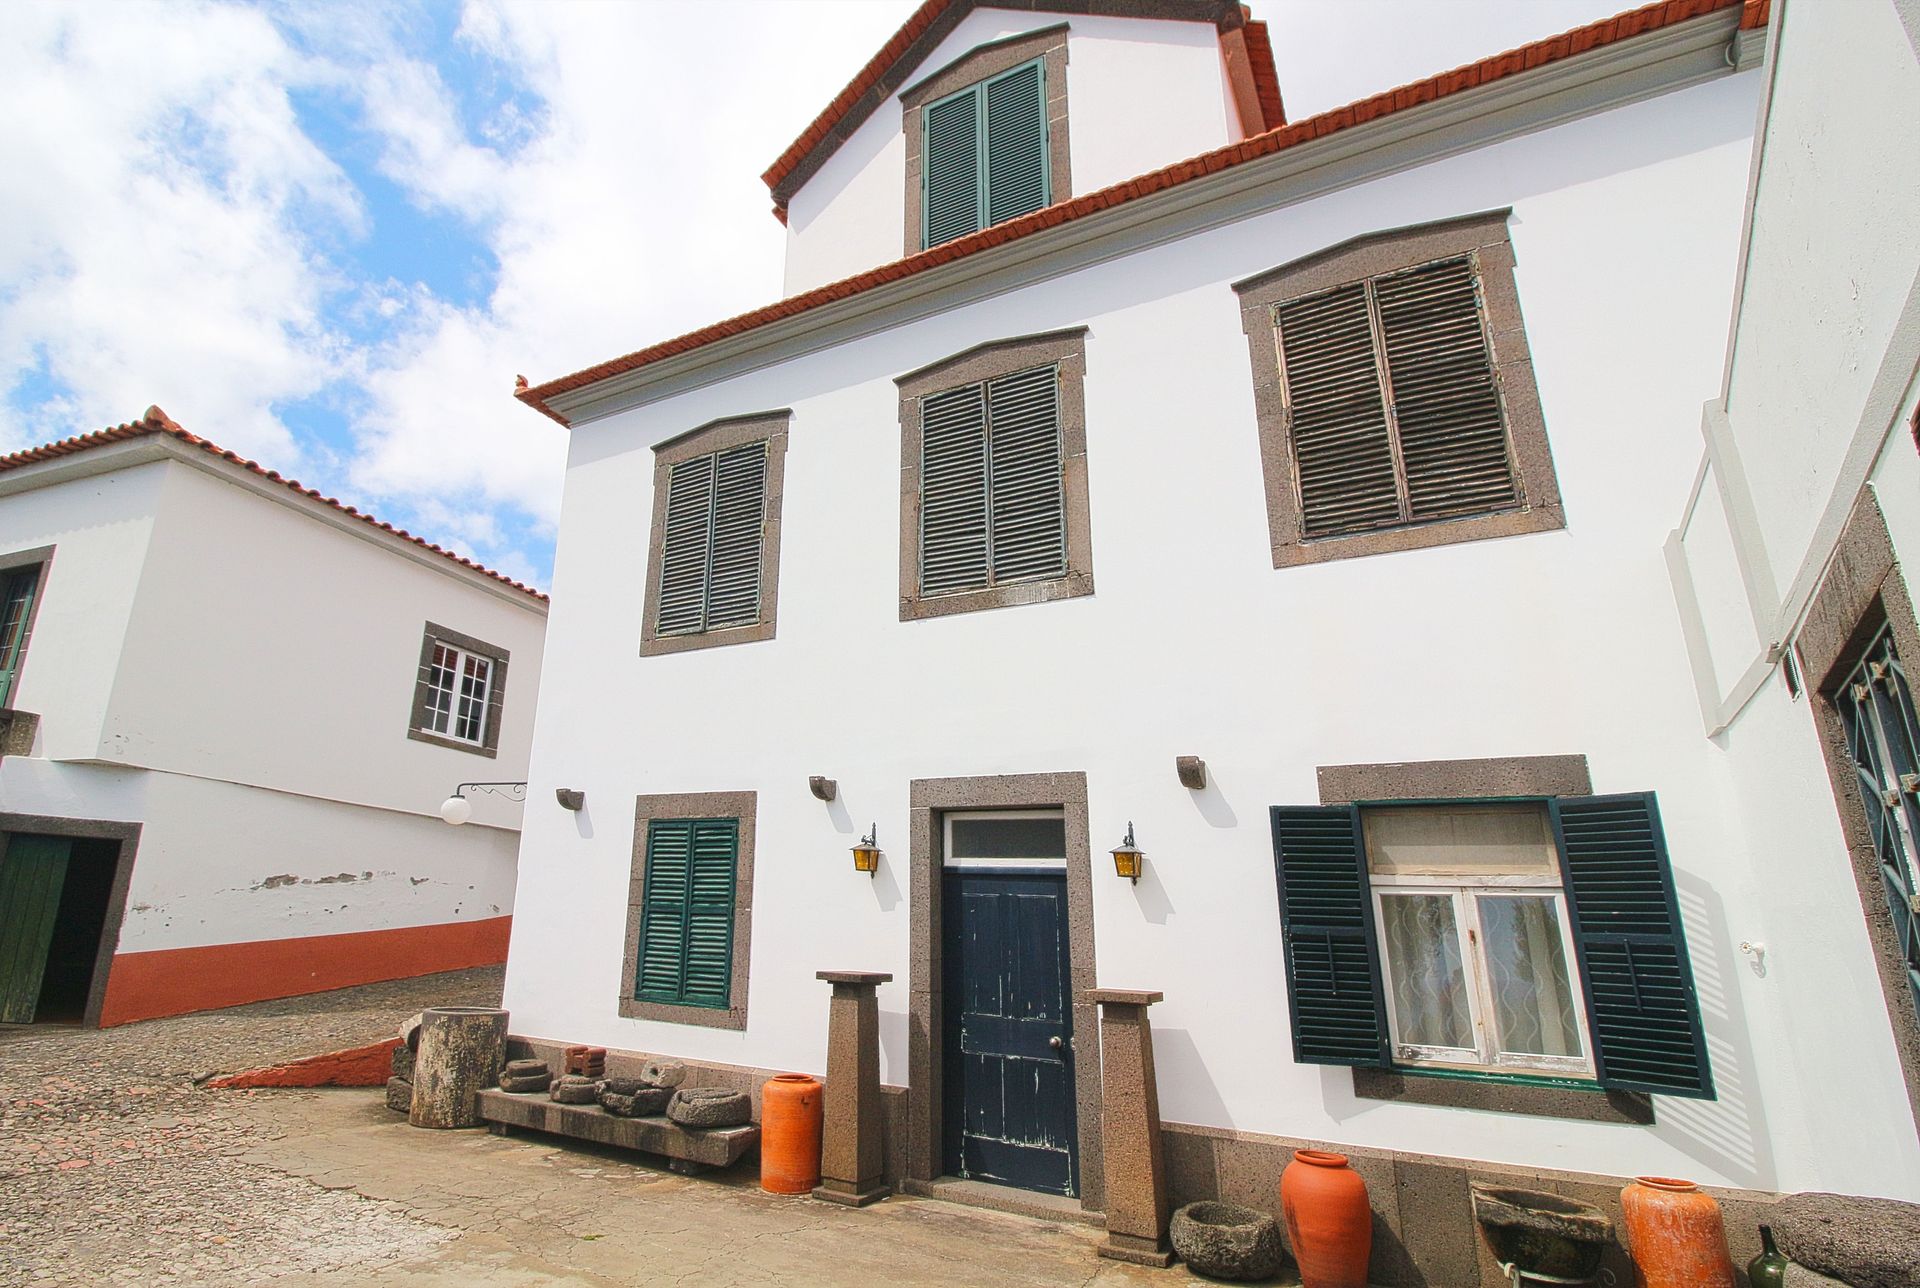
[421,640,494,746]
[1370,867,1596,1080]
[942,808,1067,869]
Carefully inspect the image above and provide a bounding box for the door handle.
[1049,1036,1063,1051]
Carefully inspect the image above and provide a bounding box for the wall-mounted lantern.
[1111,821,1144,884]
[851,824,881,876]
[439,781,528,826]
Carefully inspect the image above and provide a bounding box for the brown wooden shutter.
[1274,283,1400,538]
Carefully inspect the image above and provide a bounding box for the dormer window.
[903,27,1071,254]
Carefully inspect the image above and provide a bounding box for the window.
[0,558,48,710]
[407,623,508,757]
[641,411,789,656]
[620,791,756,1030]
[1271,786,1713,1100]
[1365,804,1590,1077]
[944,809,1068,868]
[1235,210,1563,567]
[896,329,1094,621]
[901,26,1070,255]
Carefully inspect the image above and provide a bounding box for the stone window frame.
[905,771,1105,1211]
[406,621,509,758]
[1234,209,1565,568]
[639,409,790,657]
[901,24,1072,257]
[895,327,1095,622]
[618,790,757,1031]
[1793,488,1920,1141]
[1317,754,1653,1125]
[0,544,55,713]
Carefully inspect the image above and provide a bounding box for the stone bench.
[476,1088,759,1175]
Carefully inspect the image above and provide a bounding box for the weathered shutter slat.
[986,365,1067,584]
[636,821,693,1002]
[657,456,716,636]
[1551,793,1714,1099]
[1276,284,1399,538]
[681,820,738,1008]
[924,90,982,248]
[920,382,991,595]
[0,567,39,709]
[1269,806,1390,1067]
[984,62,1048,227]
[1374,256,1519,521]
[705,442,768,629]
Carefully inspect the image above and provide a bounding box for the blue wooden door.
[941,869,1078,1196]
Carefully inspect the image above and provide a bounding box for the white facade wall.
[500,70,1920,1197]
[782,12,1242,296]
[0,449,546,958]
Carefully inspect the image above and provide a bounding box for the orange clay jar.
[759,1074,824,1195]
[1619,1177,1736,1288]
[1279,1150,1371,1288]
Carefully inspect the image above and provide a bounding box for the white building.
[0,408,547,1027]
[503,0,1917,1276]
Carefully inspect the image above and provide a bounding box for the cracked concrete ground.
[0,968,1176,1286]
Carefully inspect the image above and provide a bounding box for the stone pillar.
[813,971,893,1207]
[1085,989,1172,1267]
[408,1006,508,1129]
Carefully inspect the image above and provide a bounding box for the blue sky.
[0,0,1625,591]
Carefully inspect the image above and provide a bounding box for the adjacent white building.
[0,408,547,1027]
[502,0,1918,1277]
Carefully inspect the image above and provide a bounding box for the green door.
[0,835,71,1023]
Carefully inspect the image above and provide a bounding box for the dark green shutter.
[1550,793,1714,1099]
[0,566,40,709]
[920,382,990,594]
[0,835,71,1024]
[984,61,1048,226]
[635,818,737,1011]
[923,90,981,248]
[1269,806,1390,1067]
[986,365,1066,584]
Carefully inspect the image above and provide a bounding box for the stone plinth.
[813,971,893,1207]
[1084,988,1172,1267]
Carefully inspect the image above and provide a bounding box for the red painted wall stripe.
[97,915,512,1027]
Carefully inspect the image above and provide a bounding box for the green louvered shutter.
[920,382,991,594]
[0,835,72,1024]
[705,443,768,630]
[657,457,716,636]
[923,90,982,249]
[986,365,1066,584]
[1550,793,1714,1099]
[1269,806,1390,1067]
[983,61,1048,227]
[635,818,739,1010]
[0,566,41,709]
[682,820,739,1009]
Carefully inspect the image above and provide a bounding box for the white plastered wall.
[510,71,1920,1197]
[782,11,1240,295]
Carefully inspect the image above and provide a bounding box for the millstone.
[666,1086,750,1128]
[549,1075,601,1105]
[1775,1192,1920,1288]
[499,1071,551,1094]
[641,1060,687,1089]
[598,1085,670,1116]
[384,1077,413,1114]
[1169,1201,1286,1282]
[598,1077,648,1096]
[503,1058,549,1078]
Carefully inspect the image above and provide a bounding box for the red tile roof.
[1241,19,1285,131]
[522,0,1762,427]
[0,407,549,604]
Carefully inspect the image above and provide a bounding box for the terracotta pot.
[759,1073,824,1195]
[1619,1177,1734,1288]
[1279,1150,1371,1288]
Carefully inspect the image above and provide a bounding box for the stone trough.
[1470,1183,1613,1286]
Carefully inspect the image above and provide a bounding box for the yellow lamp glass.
[852,825,880,875]
[1111,821,1143,883]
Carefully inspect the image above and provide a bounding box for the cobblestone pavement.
[0,972,1180,1286]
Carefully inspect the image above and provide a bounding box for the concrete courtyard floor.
[0,969,1182,1286]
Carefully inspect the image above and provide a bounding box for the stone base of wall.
[1163,1120,1784,1288]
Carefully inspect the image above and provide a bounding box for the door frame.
[1797,488,1920,1141]
[0,813,140,1028]
[907,772,1103,1210]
